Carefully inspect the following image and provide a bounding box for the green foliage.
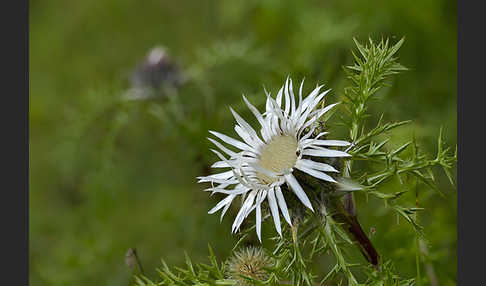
[134,245,234,286]
[343,37,408,142]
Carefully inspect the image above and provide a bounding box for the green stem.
[415,182,421,285]
[415,237,421,286]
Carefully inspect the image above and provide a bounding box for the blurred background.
[30,0,456,285]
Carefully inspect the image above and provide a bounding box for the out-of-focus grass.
[30,0,456,285]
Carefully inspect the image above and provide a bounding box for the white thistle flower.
[198,77,351,241]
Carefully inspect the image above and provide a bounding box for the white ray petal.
[256,202,262,242]
[242,95,272,142]
[198,175,239,184]
[204,170,235,180]
[295,164,337,183]
[284,174,314,212]
[210,149,236,169]
[240,192,247,206]
[267,188,282,236]
[197,170,235,184]
[220,202,232,221]
[275,186,291,225]
[298,78,305,107]
[305,89,331,114]
[208,194,236,214]
[209,130,254,152]
[236,127,264,152]
[302,139,352,150]
[248,190,262,217]
[303,148,351,158]
[296,91,330,130]
[296,159,339,173]
[230,107,264,146]
[300,91,331,118]
[309,140,351,147]
[232,190,257,233]
[284,77,291,115]
[299,124,318,141]
[248,190,267,216]
[293,78,305,120]
[300,84,324,111]
[204,182,230,192]
[206,187,249,195]
[266,97,287,133]
[269,113,280,135]
[299,102,339,132]
[264,87,272,111]
[276,86,283,107]
[300,133,331,147]
[318,101,339,114]
[295,108,314,131]
[289,78,296,118]
[211,160,231,168]
[208,138,238,158]
[242,95,264,125]
[260,126,271,143]
[313,132,330,140]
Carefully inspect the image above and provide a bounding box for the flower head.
[124,46,186,100]
[227,247,272,286]
[198,77,351,240]
[131,46,185,89]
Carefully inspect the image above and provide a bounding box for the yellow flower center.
[256,135,298,184]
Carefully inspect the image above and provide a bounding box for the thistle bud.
[226,247,273,286]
